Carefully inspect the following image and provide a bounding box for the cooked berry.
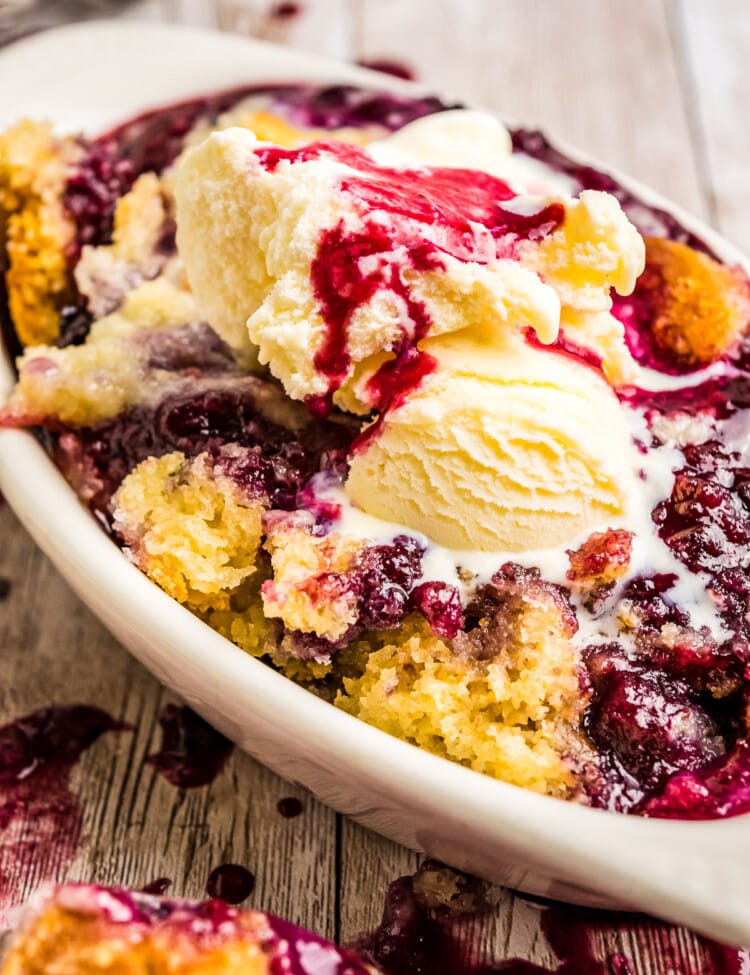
[356,536,425,630]
[411,582,464,639]
[585,646,725,803]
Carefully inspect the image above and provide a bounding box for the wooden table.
[1,2,748,970]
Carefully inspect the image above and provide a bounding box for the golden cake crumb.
[336,607,584,797]
[113,451,265,612]
[203,579,332,684]
[0,120,79,345]
[262,519,365,641]
[643,236,750,366]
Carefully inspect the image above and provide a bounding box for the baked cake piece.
[0,883,375,975]
[3,83,750,819]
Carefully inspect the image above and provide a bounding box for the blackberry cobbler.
[2,83,750,818]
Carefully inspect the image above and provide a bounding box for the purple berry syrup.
[355,862,750,975]
[145,704,233,789]
[576,331,750,816]
[205,863,256,904]
[55,375,358,528]
[141,877,172,895]
[277,796,303,818]
[0,706,129,914]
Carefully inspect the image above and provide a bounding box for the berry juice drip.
[205,864,255,904]
[277,796,303,818]
[146,704,233,789]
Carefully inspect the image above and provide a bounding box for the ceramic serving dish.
[1,19,749,948]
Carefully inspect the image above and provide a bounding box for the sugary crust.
[643,236,750,366]
[262,519,365,641]
[113,451,265,613]
[0,120,79,345]
[1,903,270,975]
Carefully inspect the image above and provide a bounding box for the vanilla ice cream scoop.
[175,122,643,407]
[175,115,646,554]
[346,329,636,551]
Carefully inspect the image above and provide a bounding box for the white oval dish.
[1,19,750,947]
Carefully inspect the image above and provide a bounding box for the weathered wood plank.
[675,0,750,251]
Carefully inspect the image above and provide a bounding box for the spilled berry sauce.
[205,864,256,904]
[141,877,172,895]
[277,796,303,818]
[146,704,233,789]
[355,862,750,974]
[0,706,129,912]
[356,58,417,81]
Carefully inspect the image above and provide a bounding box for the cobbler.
[2,83,750,818]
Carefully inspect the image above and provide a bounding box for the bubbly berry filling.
[63,140,137,261]
[577,342,750,812]
[643,738,750,819]
[56,380,358,527]
[583,645,726,812]
[282,536,442,659]
[411,582,465,640]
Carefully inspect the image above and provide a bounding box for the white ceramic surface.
[1,19,750,947]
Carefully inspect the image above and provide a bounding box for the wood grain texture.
[0,1,748,971]
[675,0,750,251]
